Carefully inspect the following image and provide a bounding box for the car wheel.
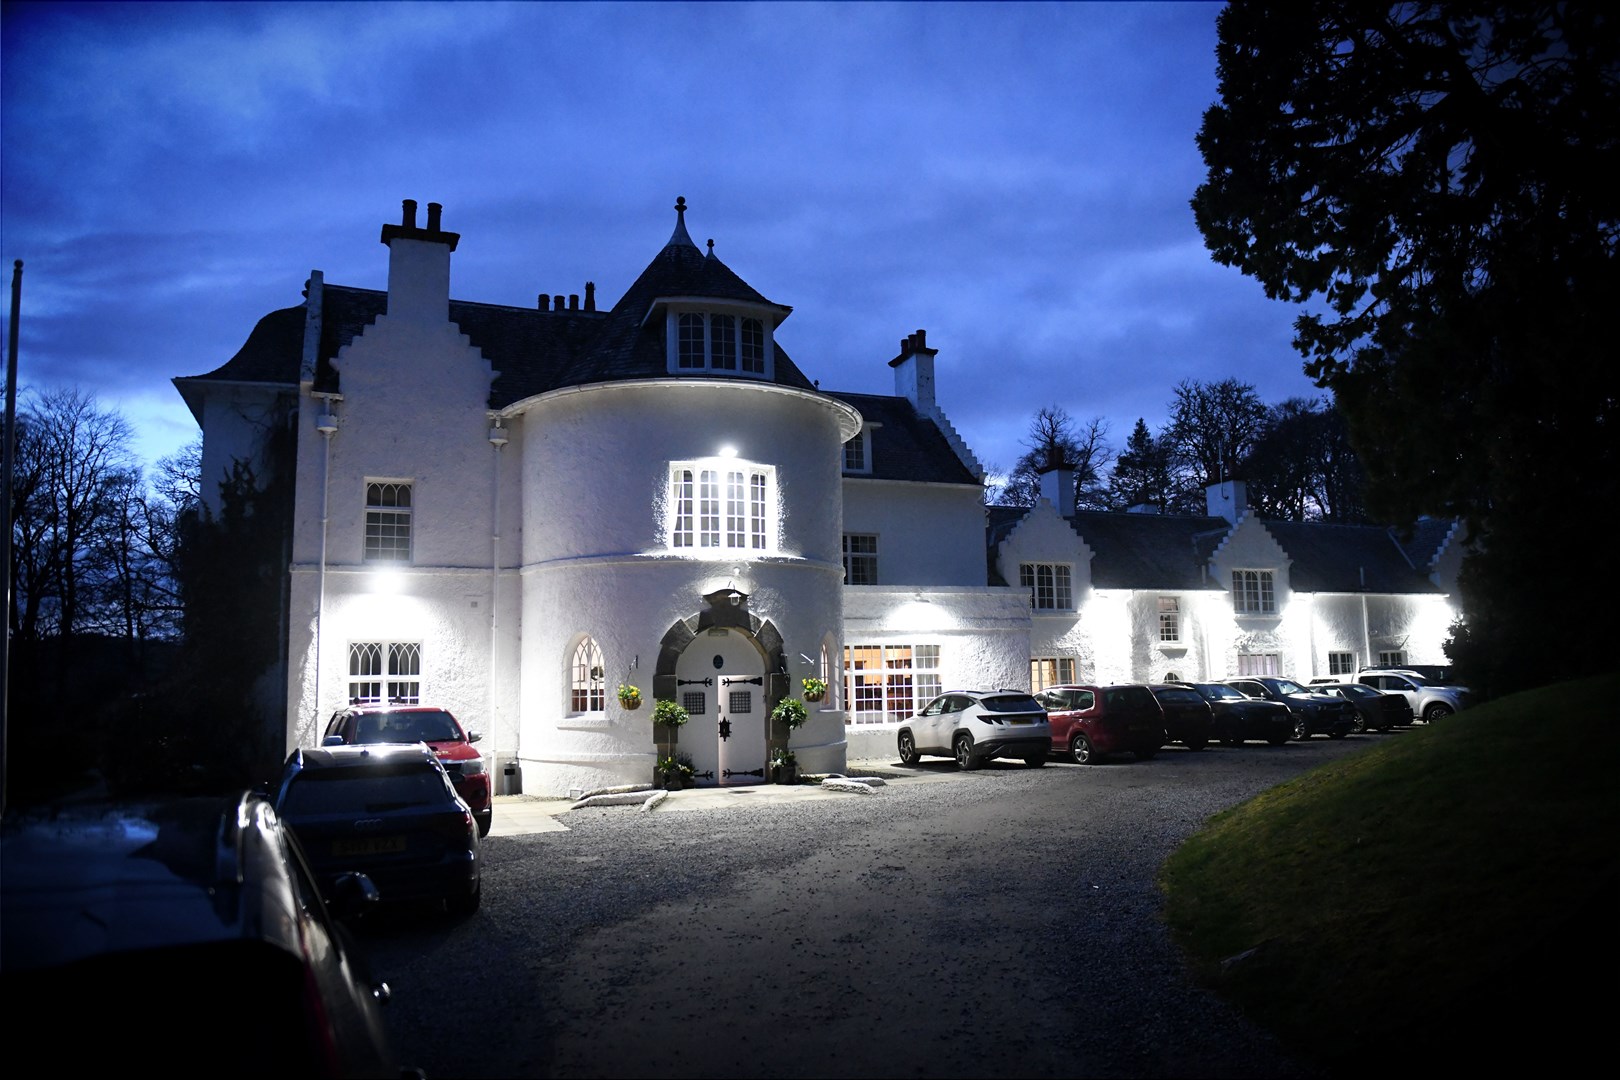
[1024,753,1046,768]
[1069,735,1095,765]
[898,730,921,765]
[447,881,481,919]
[477,810,492,838]
[1293,718,1311,741]
[1423,703,1454,722]
[1351,716,1367,734]
[953,734,980,770]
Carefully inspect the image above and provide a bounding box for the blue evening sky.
[1,0,1319,482]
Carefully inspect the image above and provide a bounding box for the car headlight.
[459,757,487,776]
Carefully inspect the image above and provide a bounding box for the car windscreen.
[978,695,1043,713]
[353,711,462,744]
[1273,679,1307,694]
[281,766,448,815]
[1193,683,1242,701]
[1154,687,1202,706]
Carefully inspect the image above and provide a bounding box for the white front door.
[672,627,767,787]
[716,675,768,786]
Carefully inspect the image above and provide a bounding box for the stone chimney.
[1038,462,1077,517]
[1207,479,1248,524]
[379,198,460,325]
[889,328,937,412]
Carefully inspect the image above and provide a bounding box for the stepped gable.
[826,391,981,486]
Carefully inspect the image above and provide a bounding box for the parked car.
[1149,683,1214,750]
[275,744,483,917]
[323,703,492,836]
[1032,684,1166,764]
[1224,676,1357,740]
[1357,669,1471,722]
[896,689,1052,770]
[1186,682,1295,746]
[1,792,406,1077]
[1362,663,1455,684]
[1316,681,1415,732]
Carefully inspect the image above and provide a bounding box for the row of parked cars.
[895,669,1471,769]
[1,702,496,1076]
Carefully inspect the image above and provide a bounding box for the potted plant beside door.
[651,699,690,784]
[769,697,809,784]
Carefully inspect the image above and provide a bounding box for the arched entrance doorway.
[654,589,786,787]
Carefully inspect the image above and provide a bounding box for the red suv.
[1033,684,1166,765]
[322,705,492,836]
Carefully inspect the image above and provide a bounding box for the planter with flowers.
[801,677,828,704]
[618,684,643,710]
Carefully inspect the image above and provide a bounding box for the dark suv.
[1187,682,1294,745]
[1033,684,1166,764]
[1225,676,1356,740]
[275,744,482,917]
[324,704,492,836]
[1149,683,1215,750]
[1,793,406,1077]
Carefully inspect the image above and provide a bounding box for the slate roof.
[825,392,981,486]
[1264,520,1442,593]
[176,203,823,412]
[989,505,1445,595]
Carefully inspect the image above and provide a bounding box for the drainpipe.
[313,398,340,732]
[488,420,508,791]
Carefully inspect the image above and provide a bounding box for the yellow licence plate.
[334,836,406,857]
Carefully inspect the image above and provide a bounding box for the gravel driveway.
[358,739,1369,1077]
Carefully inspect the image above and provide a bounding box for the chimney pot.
[915,328,926,348]
[554,295,565,310]
[402,199,417,228]
[538,294,550,311]
[426,202,442,232]
[585,282,596,312]
[569,294,579,310]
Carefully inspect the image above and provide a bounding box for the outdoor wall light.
[370,568,406,595]
[718,444,738,458]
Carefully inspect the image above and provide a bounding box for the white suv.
[897,690,1052,770]
[1357,669,1472,722]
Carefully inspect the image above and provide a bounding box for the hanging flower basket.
[801,677,828,703]
[618,684,642,710]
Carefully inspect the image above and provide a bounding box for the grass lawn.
[1159,674,1619,1075]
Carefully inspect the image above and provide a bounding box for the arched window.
[570,638,606,713]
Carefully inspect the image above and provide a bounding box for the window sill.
[557,713,612,731]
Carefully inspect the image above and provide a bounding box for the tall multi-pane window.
[843,430,867,472]
[1158,596,1181,642]
[1031,657,1075,691]
[1378,650,1407,667]
[1020,563,1073,610]
[844,643,941,724]
[669,462,774,553]
[843,534,878,585]
[570,638,605,713]
[678,313,705,369]
[1329,651,1356,676]
[711,314,737,370]
[364,482,412,562]
[740,318,765,373]
[348,642,421,704]
[1232,569,1276,614]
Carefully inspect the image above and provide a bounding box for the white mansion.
[175,198,1466,795]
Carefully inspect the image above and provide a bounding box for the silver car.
[897,689,1053,769]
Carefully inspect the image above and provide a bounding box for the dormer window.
[669,309,770,376]
[843,427,871,473]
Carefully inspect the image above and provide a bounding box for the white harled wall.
[508,379,859,796]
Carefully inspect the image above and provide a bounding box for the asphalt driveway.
[358,738,1371,1077]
